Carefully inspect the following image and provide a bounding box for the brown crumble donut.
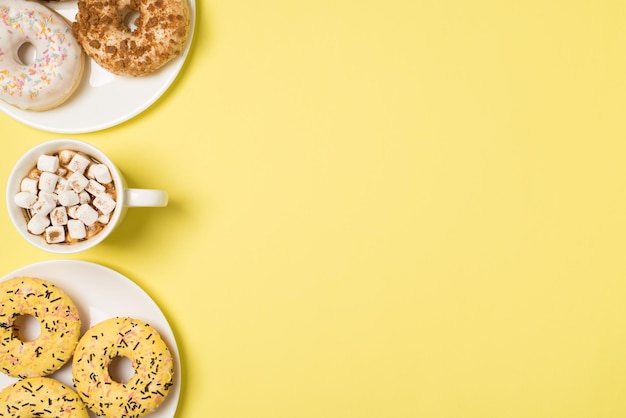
[0,377,89,417]
[73,0,191,77]
[72,317,174,418]
[0,277,81,378]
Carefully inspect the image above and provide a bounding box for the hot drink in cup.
[14,149,117,244]
[7,139,168,254]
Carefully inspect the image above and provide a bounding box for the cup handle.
[124,189,168,207]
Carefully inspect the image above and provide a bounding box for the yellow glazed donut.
[73,0,190,77]
[0,0,85,110]
[0,377,89,417]
[72,317,174,417]
[0,277,81,378]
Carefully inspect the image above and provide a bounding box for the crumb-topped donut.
[72,317,174,417]
[73,0,190,77]
[0,277,81,378]
[0,0,84,110]
[0,377,89,417]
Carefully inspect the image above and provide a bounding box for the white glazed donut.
[0,0,84,111]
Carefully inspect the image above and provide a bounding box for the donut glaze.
[0,0,84,110]
[0,377,89,417]
[73,0,190,77]
[72,317,174,418]
[0,277,81,378]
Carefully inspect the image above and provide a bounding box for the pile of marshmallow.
[14,150,117,244]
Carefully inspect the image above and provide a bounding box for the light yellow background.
[3,0,626,416]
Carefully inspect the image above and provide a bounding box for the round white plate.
[0,260,181,418]
[0,0,196,134]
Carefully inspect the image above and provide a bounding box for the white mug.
[6,139,168,254]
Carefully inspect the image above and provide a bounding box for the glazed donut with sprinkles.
[72,317,174,418]
[0,0,85,110]
[0,277,82,378]
[0,377,89,417]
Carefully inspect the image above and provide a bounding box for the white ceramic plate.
[0,260,181,418]
[0,0,196,134]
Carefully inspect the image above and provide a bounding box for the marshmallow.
[38,171,58,193]
[67,219,86,240]
[91,164,112,184]
[57,190,80,207]
[68,153,91,173]
[93,193,116,215]
[86,179,106,196]
[38,191,58,204]
[20,178,38,194]
[44,226,65,244]
[79,191,91,204]
[14,192,37,209]
[54,177,69,194]
[31,194,56,216]
[76,204,99,226]
[58,149,76,166]
[67,205,79,219]
[27,215,50,235]
[56,167,68,177]
[68,171,89,193]
[37,154,59,173]
[98,213,111,225]
[50,206,68,226]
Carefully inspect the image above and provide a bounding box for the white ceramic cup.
[6,139,168,254]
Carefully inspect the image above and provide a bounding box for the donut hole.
[11,314,41,342]
[108,356,135,384]
[122,8,141,32]
[17,42,37,66]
